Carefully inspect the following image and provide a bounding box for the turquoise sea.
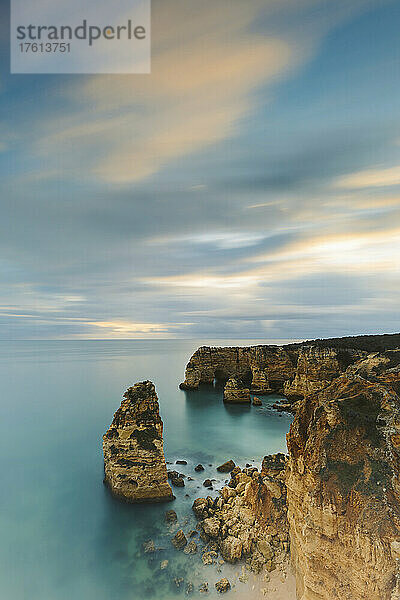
[0,340,292,600]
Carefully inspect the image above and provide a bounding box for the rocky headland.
[102,334,400,598]
[103,380,174,503]
[179,333,400,406]
[178,333,400,599]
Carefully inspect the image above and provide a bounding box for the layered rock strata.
[283,345,362,401]
[179,345,297,393]
[286,366,400,600]
[186,340,400,600]
[179,344,357,400]
[180,333,400,399]
[103,381,174,503]
[223,378,251,403]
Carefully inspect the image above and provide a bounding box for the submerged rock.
[215,578,231,593]
[172,529,187,550]
[143,539,156,553]
[103,381,174,503]
[185,582,194,595]
[183,540,198,554]
[165,510,177,523]
[171,476,185,487]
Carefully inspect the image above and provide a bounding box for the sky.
[0,0,400,340]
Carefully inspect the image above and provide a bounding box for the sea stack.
[223,377,251,403]
[103,380,174,503]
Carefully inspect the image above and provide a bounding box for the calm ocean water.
[0,340,292,600]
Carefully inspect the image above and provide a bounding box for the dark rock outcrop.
[217,460,236,473]
[103,381,174,503]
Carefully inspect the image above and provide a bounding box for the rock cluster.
[167,469,186,487]
[103,381,174,503]
[192,459,290,575]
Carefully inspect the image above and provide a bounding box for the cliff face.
[180,334,400,398]
[179,345,298,394]
[180,343,364,400]
[286,366,400,600]
[283,346,364,400]
[103,381,174,503]
[181,336,400,599]
[348,349,400,395]
[223,378,251,403]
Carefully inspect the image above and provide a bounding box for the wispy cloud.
[87,320,184,338]
[336,165,400,189]
[18,0,359,185]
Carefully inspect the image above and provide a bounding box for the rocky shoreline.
[103,332,400,599]
[192,456,290,574]
[141,455,292,596]
[178,335,400,599]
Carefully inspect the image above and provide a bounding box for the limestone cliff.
[180,334,400,400]
[286,366,400,600]
[179,345,297,394]
[103,381,174,503]
[283,345,363,400]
